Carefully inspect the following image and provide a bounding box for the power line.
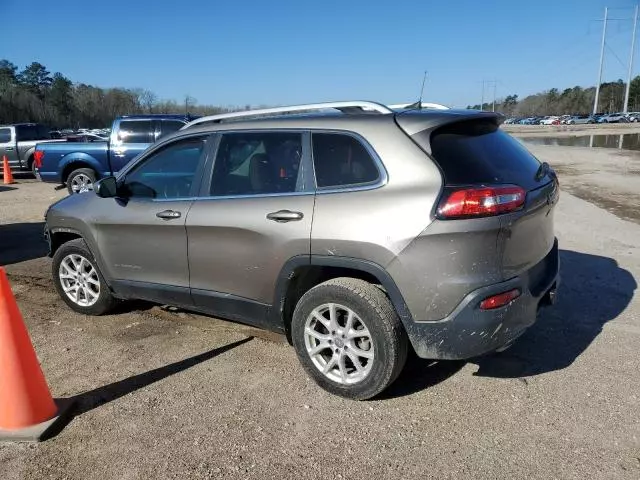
[479,80,498,110]
[605,42,629,70]
[624,4,639,113]
[465,10,636,108]
[593,5,639,114]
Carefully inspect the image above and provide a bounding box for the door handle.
[266,210,304,222]
[5,146,14,151]
[156,210,182,220]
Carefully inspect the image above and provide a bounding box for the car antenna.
[404,70,427,110]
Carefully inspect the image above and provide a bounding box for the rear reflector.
[479,289,521,310]
[437,185,525,219]
[33,150,44,168]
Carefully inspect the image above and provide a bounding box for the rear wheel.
[291,278,408,400]
[52,238,117,315]
[67,168,96,195]
[27,155,36,176]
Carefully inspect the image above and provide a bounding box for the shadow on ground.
[0,185,17,192]
[382,249,636,398]
[379,354,465,400]
[0,222,48,266]
[474,249,636,378]
[45,337,253,440]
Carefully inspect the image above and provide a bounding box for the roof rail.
[181,101,393,129]
[388,102,449,110]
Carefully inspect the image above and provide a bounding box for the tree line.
[4,59,640,127]
[467,77,640,117]
[0,59,243,128]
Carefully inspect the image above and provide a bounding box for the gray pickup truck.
[0,123,63,173]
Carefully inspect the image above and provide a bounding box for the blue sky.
[4,0,640,107]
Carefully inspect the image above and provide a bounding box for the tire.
[66,168,96,195]
[52,238,117,315]
[291,277,408,400]
[27,155,36,176]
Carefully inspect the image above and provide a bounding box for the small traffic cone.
[2,155,15,185]
[0,267,74,441]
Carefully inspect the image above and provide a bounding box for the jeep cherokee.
[44,101,559,400]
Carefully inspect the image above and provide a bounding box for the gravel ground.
[0,159,639,479]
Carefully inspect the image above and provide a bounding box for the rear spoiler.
[394,110,504,137]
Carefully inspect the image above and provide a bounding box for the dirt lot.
[524,144,640,224]
[1,159,639,478]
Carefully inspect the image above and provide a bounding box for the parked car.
[566,115,596,125]
[540,116,561,125]
[519,117,537,125]
[34,114,194,194]
[44,101,560,400]
[626,112,640,122]
[559,115,572,124]
[598,113,629,123]
[0,123,66,173]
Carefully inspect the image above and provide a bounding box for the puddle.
[523,134,640,150]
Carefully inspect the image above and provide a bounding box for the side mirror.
[95,176,118,198]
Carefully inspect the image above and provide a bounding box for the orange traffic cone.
[2,155,15,185]
[0,267,74,441]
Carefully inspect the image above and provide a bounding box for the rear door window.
[16,125,37,141]
[417,119,545,190]
[311,133,380,188]
[0,128,11,143]
[118,121,153,144]
[210,131,303,196]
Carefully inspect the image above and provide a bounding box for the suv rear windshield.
[414,119,544,190]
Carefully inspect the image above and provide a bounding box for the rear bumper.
[406,239,560,360]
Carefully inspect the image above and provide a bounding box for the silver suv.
[45,101,560,400]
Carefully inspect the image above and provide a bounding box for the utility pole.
[594,7,608,116]
[480,80,485,111]
[624,4,638,113]
[492,80,497,112]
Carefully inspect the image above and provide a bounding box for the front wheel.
[291,278,408,400]
[52,238,117,315]
[67,168,96,195]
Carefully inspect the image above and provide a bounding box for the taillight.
[479,289,521,310]
[437,185,525,219]
[33,150,44,168]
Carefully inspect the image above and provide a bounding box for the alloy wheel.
[304,303,374,385]
[71,173,93,193]
[59,254,101,306]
